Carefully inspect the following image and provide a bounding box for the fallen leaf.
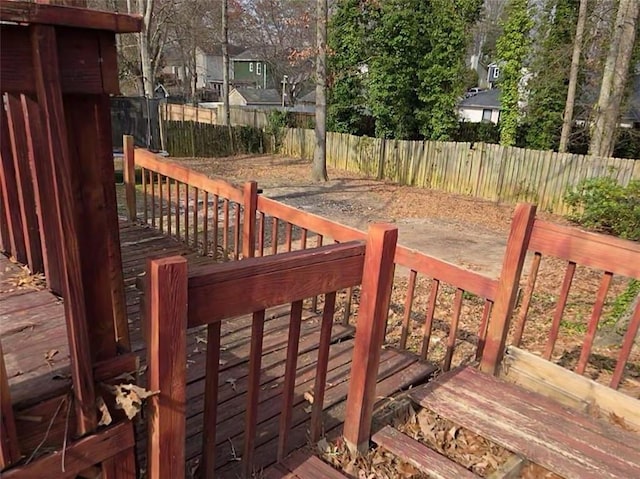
[226,378,237,391]
[96,396,113,426]
[106,383,159,420]
[304,391,314,404]
[45,349,59,361]
[195,336,207,344]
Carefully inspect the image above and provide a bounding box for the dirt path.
[173,154,565,278]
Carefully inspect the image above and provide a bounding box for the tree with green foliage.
[328,0,481,141]
[417,0,483,140]
[327,0,372,135]
[523,0,579,150]
[496,0,533,146]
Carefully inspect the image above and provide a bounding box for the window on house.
[482,109,492,122]
[257,63,262,75]
[249,62,253,72]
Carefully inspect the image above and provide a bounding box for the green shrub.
[564,177,640,241]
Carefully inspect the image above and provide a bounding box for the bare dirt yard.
[170,154,563,279]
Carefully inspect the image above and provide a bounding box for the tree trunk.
[222,0,234,151]
[139,0,154,98]
[559,0,588,153]
[312,0,329,182]
[589,0,639,158]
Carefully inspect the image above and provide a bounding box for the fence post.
[242,181,258,259]
[343,223,398,453]
[480,203,537,375]
[123,135,136,222]
[146,256,187,479]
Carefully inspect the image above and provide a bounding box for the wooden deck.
[410,366,640,479]
[1,221,436,476]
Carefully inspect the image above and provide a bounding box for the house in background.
[161,44,246,99]
[229,87,282,107]
[232,49,273,89]
[458,88,501,124]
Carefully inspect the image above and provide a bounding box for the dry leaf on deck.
[106,383,159,420]
[304,391,314,404]
[97,396,113,426]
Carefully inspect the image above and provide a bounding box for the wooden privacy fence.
[281,128,640,215]
[163,102,315,129]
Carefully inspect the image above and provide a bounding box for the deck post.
[480,203,537,375]
[146,256,187,479]
[123,135,137,222]
[0,344,20,470]
[242,180,258,258]
[343,223,397,454]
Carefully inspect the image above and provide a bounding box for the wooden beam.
[31,24,96,433]
[480,203,537,375]
[0,1,142,33]
[0,100,27,263]
[0,344,21,470]
[21,93,64,294]
[5,94,44,273]
[0,25,125,95]
[343,224,398,453]
[500,346,640,431]
[1,422,134,479]
[242,181,258,259]
[146,256,187,479]
[187,242,366,328]
[123,135,137,223]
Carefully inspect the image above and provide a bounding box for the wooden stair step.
[409,366,640,479]
[264,451,349,479]
[372,425,479,479]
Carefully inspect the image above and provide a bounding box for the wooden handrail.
[257,195,498,299]
[187,241,366,328]
[134,148,243,204]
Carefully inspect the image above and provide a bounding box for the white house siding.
[458,107,500,125]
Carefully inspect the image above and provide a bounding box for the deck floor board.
[2,221,435,476]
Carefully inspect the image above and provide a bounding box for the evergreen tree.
[328,0,481,140]
[327,0,372,135]
[524,0,579,150]
[496,0,534,146]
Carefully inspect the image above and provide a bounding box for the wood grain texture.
[480,203,537,375]
[243,309,266,478]
[187,242,365,327]
[543,261,576,360]
[576,271,612,374]
[20,93,64,293]
[612,300,640,389]
[279,451,349,479]
[310,291,337,443]
[242,181,258,258]
[0,101,27,263]
[277,300,303,461]
[100,447,137,479]
[63,93,120,360]
[31,24,97,433]
[0,1,142,33]
[5,94,43,273]
[528,220,640,279]
[123,135,136,222]
[399,270,417,350]
[500,346,640,431]
[2,422,135,479]
[201,321,221,478]
[412,366,640,479]
[373,426,479,479]
[146,256,188,479]
[343,224,398,453]
[512,252,541,347]
[0,343,21,470]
